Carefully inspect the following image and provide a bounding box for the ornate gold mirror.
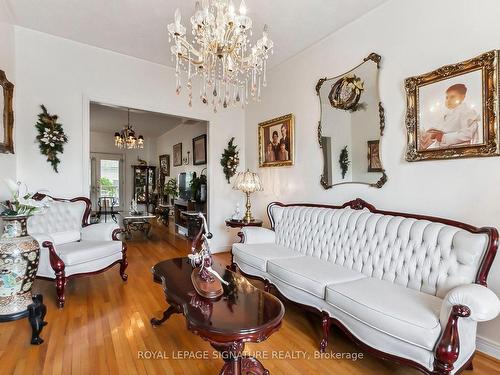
[316,53,386,188]
[0,70,14,154]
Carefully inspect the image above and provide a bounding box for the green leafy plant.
[190,174,207,202]
[339,146,350,179]
[220,137,239,183]
[35,105,68,173]
[163,178,178,202]
[99,177,117,197]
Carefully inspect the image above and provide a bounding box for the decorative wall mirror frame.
[0,70,14,154]
[316,53,386,189]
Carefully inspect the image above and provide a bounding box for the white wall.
[90,130,157,210]
[14,26,245,250]
[0,20,16,199]
[245,0,500,355]
[156,122,208,181]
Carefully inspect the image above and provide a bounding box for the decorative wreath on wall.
[220,137,239,183]
[329,74,365,112]
[35,105,68,173]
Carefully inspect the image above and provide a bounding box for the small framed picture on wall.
[258,113,294,167]
[173,143,182,166]
[192,134,207,165]
[367,140,382,172]
[159,154,170,176]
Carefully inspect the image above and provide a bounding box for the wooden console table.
[151,257,284,374]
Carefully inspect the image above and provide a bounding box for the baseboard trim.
[476,336,500,360]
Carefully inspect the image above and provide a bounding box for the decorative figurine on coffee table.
[189,213,228,299]
[0,180,50,344]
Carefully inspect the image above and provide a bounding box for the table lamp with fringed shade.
[233,169,264,223]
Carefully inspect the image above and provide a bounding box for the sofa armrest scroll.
[81,222,121,241]
[440,284,500,325]
[240,227,275,244]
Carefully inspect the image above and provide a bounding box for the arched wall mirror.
[316,53,386,189]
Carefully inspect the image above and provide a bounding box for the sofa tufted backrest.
[28,199,87,238]
[269,204,490,298]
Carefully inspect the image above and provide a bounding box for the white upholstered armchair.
[28,194,128,308]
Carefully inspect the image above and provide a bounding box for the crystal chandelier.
[114,109,144,149]
[167,0,273,112]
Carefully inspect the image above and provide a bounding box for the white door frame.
[82,94,211,223]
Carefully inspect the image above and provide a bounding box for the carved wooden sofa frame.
[230,199,498,375]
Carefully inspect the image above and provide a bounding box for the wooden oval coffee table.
[151,257,284,375]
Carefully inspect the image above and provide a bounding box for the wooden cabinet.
[132,165,156,211]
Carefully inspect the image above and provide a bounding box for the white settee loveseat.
[28,194,127,308]
[231,199,500,375]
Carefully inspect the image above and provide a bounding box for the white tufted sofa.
[28,195,128,308]
[231,200,500,375]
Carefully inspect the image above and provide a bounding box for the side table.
[225,219,263,271]
[225,218,263,242]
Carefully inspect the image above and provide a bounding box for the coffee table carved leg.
[28,294,48,345]
[213,341,270,375]
[151,305,180,327]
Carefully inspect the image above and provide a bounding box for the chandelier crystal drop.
[167,0,273,112]
[114,109,144,150]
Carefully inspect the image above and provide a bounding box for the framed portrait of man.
[258,113,294,167]
[405,50,500,161]
[173,143,182,166]
[192,134,207,165]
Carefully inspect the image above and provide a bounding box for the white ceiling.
[3,0,388,69]
[90,102,203,137]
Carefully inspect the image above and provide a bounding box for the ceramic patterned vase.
[0,216,40,318]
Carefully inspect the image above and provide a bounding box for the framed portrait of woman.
[258,113,294,167]
[405,50,499,161]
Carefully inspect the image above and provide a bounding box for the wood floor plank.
[0,222,498,374]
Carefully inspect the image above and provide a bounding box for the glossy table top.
[152,257,284,340]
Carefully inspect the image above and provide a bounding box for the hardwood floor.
[1,222,498,375]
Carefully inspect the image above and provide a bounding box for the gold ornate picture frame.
[405,50,499,161]
[258,113,294,167]
[0,70,14,154]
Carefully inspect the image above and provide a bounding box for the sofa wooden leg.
[55,272,66,308]
[465,361,473,371]
[433,305,471,375]
[320,312,330,353]
[120,244,128,281]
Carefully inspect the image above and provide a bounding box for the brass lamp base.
[243,191,253,223]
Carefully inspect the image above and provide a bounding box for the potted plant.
[163,178,178,205]
[190,174,207,203]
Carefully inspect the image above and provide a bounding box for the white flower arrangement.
[0,180,52,217]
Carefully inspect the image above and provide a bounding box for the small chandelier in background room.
[167,0,274,112]
[114,109,144,149]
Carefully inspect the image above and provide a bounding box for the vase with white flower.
[0,180,51,239]
[0,180,50,322]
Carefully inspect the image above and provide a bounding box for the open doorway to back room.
[89,102,209,242]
